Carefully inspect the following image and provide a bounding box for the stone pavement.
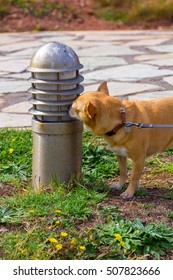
[1,30,173,128]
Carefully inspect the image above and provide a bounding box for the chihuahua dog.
[69,81,173,199]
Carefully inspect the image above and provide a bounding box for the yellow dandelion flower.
[107,216,111,222]
[9,148,14,154]
[54,209,61,213]
[114,233,122,241]
[29,209,34,213]
[79,246,86,250]
[48,237,58,243]
[55,244,62,251]
[60,231,68,237]
[21,249,26,254]
[55,220,61,225]
[120,241,125,247]
[70,239,77,245]
[89,234,93,240]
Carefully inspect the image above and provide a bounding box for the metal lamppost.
[28,42,83,192]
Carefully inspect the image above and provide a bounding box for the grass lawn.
[0,129,173,260]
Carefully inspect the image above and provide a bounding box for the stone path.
[0,30,173,128]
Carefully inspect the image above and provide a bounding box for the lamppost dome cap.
[28,41,83,73]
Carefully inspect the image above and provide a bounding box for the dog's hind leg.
[110,156,127,190]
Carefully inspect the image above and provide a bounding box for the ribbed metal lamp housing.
[28,42,83,191]
[28,41,84,122]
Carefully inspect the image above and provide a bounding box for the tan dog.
[69,81,173,199]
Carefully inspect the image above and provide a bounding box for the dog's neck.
[105,108,126,136]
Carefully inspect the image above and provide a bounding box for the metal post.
[28,42,83,192]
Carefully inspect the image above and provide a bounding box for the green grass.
[0,129,32,184]
[95,0,173,24]
[0,128,173,260]
[146,155,173,173]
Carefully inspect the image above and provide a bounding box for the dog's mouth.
[69,106,79,120]
[69,106,75,117]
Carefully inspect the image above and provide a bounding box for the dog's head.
[69,81,123,135]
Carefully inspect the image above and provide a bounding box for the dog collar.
[105,108,126,136]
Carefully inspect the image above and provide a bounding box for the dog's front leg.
[120,156,145,199]
[110,156,127,190]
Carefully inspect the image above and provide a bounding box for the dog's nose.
[69,106,74,118]
[69,106,72,115]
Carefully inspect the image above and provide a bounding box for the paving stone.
[0,79,28,93]
[144,58,173,66]
[0,97,5,105]
[80,56,127,72]
[0,71,9,75]
[2,102,31,113]
[134,53,173,61]
[5,72,30,79]
[84,64,173,81]
[129,90,173,100]
[0,41,42,53]
[79,31,173,41]
[126,38,169,46]
[0,58,29,73]
[148,44,173,53]
[146,31,173,35]
[30,31,77,38]
[65,41,123,51]
[164,76,173,86]
[0,112,31,128]
[0,56,12,61]
[77,45,145,57]
[40,34,78,43]
[8,48,37,58]
[0,35,25,45]
[83,81,162,96]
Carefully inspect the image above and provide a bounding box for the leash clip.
[137,122,143,128]
[124,122,132,132]
[125,121,143,130]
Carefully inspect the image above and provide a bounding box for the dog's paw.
[109,183,124,191]
[120,191,134,200]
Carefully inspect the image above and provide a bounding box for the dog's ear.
[84,101,97,119]
[97,81,109,95]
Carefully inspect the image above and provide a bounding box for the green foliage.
[95,0,173,24]
[0,0,67,19]
[151,160,173,173]
[82,138,119,184]
[94,207,173,259]
[168,212,173,219]
[0,0,11,17]
[0,129,32,184]
[12,0,66,17]
[0,205,25,223]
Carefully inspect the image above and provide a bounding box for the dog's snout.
[69,106,77,119]
[69,106,73,117]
